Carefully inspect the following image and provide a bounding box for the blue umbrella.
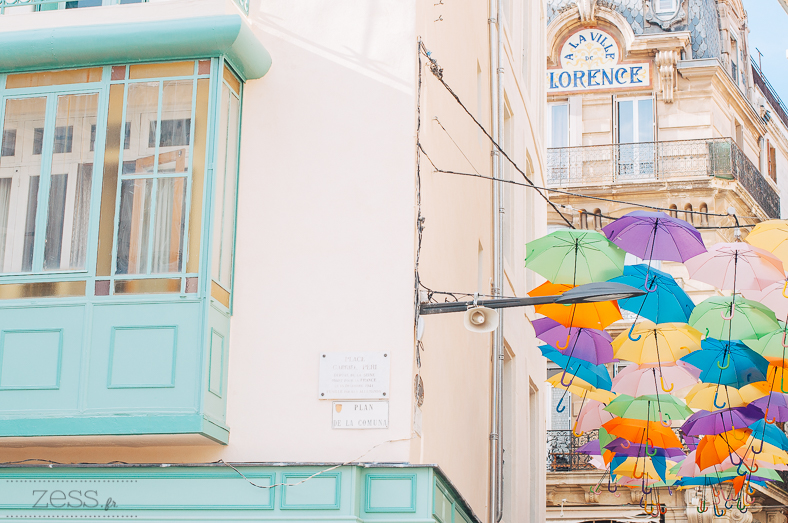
[679,338,769,389]
[539,345,612,390]
[609,264,695,325]
[748,418,788,450]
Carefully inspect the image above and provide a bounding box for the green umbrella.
[689,296,779,341]
[604,394,693,422]
[525,230,625,286]
[743,325,788,365]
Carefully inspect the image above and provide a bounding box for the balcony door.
[547,103,570,184]
[617,97,655,181]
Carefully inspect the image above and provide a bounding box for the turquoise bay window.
[0,59,243,443]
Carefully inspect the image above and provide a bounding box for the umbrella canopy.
[738,381,775,403]
[605,394,693,422]
[576,400,615,432]
[685,242,785,292]
[749,393,788,422]
[546,373,617,404]
[529,282,622,329]
[612,321,702,364]
[525,230,626,286]
[689,296,779,341]
[681,406,764,437]
[538,345,612,390]
[602,418,683,448]
[609,264,695,324]
[685,384,748,410]
[532,317,614,364]
[748,418,788,449]
[601,210,706,262]
[613,455,672,482]
[745,219,788,266]
[765,366,788,394]
[678,338,769,388]
[742,280,788,321]
[696,430,751,470]
[612,363,698,397]
[743,328,788,367]
[605,439,686,458]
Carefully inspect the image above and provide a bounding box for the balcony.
[547,429,599,472]
[546,138,780,219]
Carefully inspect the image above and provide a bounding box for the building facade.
[543,1,788,522]
[0,0,548,521]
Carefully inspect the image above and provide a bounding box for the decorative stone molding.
[645,0,687,30]
[584,489,600,504]
[655,50,679,103]
[577,0,597,23]
[630,488,642,504]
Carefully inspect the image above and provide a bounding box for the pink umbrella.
[742,279,788,320]
[576,400,615,432]
[612,363,698,397]
[685,243,785,293]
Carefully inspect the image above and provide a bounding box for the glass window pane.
[157,81,193,174]
[123,82,159,176]
[116,178,153,274]
[550,104,568,148]
[211,86,230,283]
[0,97,46,273]
[44,93,98,270]
[618,100,634,143]
[150,176,186,273]
[638,99,654,142]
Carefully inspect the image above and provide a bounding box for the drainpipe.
[488,0,504,520]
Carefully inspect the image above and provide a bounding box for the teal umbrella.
[525,230,625,286]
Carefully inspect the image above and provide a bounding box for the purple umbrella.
[602,211,706,263]
[681,405,764,436]
[532,317,614,364]
[750,393,788,423]
[576,439,601,456]
[604,439,686,458]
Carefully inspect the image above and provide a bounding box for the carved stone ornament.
[584,489,600,504]
[655,50,679,103]
[645,0,687,30]
[630,488,642,504]
[576,0,597,23]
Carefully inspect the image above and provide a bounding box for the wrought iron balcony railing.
[546,138,780,219]
[547,429,598,472]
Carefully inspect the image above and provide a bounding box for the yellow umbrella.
[685,384,748,410]
[613,456,679,481]
[546,373,616,404]
[612,321,702,364]
[738,381,773,403]
[745,220,788,265]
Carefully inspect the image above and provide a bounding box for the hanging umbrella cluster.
[527,213,788,516]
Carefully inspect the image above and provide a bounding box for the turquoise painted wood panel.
[0,305,84,414]
[433,482,453,523]
[365,474,417,513]
[203,303,230,425]
[208,329,223,396]
[280,472,341,510]
[87,302,201,413]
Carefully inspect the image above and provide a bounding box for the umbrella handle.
[697,499,707,513]
[765,408,776,424]
[704,328,709,340]
[713,390,727,409]
[627,323,642,342]
[713,506,726,517]
[572,420,584,437]
[607,480,617,493]
[644,273,658,293]
[555,394,567,413]
[716,353,731,370]
[659,411,671,427]
[783,280,788,299]
[632,461,644,479]
[556,334,571,350]
[737,496,748,513]
[752,438,765,455]
[660,376,674,393]
[642,484,653,495]
[639,495,646,508]
[646,439,657,456]
[658,505,667,515]
[620,440,630,449]
[731,428,748,441]
[781,371,788,394]
[724,499,734,510]
[747,483,756,496]
[720,306,735,321]
[559,370,574,388]
[667,485,673,496]
[782,330,788,348]
[730,450,743,466]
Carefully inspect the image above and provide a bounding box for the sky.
[745,0,788,104]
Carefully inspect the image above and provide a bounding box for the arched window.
[669,204,678,218]
[699,203,709,226]
[579,209,588,229]
[593,209,603,229]
[684,204,694,224]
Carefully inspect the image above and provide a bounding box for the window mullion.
[109,82,131,279]
[31,93,58,272]
[144,81,165,274]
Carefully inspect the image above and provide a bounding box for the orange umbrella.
[602,418,683,449]
[695,429,751,471]
[529,282,622,329]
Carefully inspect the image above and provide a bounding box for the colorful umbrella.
[576,399,615,432]
[678,338,769,388]
[546,373,616,404]
[696,430,750,470]
[529,282,622,330]
[525,230,626,286]
[681,406,764,437]
[613,455,672,482]
[744,219,788,265]
[689,296,779,341]
[605,394,693,422]
[532,317,614,363]
[612,321,701,364]
[685,384,748,410]
[743,327,788,367]
[765,366,788,394]
[605,439,686,458]
[601,210,706,262]
[612,363,698,397]
[747,418,788,450]
[738,381,775,403]
[685,242,785,293]
[749,393,788,422]
[538,345,612,390]
[609,264,695,324]
[742,280,788,321]
[602,418,683,448]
